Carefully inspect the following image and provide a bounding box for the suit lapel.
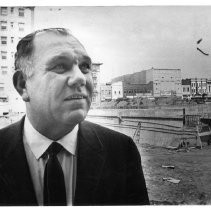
[74,121,106,205]
[0,117,37,205]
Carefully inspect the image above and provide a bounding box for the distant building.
[0,6,34,105]
[111,67,182,98]
[122,82,153,98]
[190,78,207,96]
[146,68,182,97]
[182,79,191,99]
[91,63,102,107]
[100,83,112,101]
[207,79,211,97]
[111,81,123,100]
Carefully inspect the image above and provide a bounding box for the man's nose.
[67,64,86,88]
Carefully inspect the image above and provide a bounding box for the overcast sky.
[34,6,211,83]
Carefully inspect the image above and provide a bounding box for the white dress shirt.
[23,116,78,205]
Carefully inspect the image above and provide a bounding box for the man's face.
[25,32,93,132]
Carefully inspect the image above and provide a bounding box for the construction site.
[87,105,211,204]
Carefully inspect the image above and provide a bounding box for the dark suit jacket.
[0,117,149,206]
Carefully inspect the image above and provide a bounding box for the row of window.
[1,7,24,17]
[113,91,121,95]
[191,82,206,87]
[0,21,25,31]
[1,51,15,60]
[101,90,111,94]
[1,36,15,45]
[183,87,190,92]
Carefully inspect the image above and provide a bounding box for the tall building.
[91,63,102,107]
[0,7,34,105]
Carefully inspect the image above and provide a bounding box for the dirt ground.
[138,143,211,205]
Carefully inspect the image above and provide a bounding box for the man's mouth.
[65,94,87,100]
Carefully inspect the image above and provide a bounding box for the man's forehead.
[33,31,86,52]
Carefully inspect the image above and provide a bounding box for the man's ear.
[13,71,30,102]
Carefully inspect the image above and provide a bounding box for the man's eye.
[79,63,91,73]
[51,64,67,73]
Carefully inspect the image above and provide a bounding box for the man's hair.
[14,28,72,78]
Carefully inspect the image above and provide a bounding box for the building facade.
[111,81,123,100]
[207,79,211,98]
[190,78,207,96]
[122,82,153,98]
[91,63,102,107]
[100,83,112,101]
[111,68,182,99]
[146,68,182,97]
[182,79,191,99]
[0,7,34,105]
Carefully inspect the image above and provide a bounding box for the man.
[0,28,149,206]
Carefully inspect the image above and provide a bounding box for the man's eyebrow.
[46,53,75,65]
[79,55,92,64]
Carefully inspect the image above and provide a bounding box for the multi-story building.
[182,79,191,99]
[190,78,207,96]
[111,68,182,98]
[100,83,112,101]
[0,7,34,106]
[91,63,102,107]
[146,68,182,97]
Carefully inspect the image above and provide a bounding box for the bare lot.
[139,143,211,205]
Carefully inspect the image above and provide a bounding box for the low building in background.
[122,82,153,98]
[182,79,191,99]
[190,78,207,96]
[100,83,112,101]
[111,67,182,98]
[111,81,123,100]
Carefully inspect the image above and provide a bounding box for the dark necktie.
[43,142,67,206]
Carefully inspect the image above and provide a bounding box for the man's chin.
[64,109,88,125]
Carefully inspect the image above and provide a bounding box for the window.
[1,7,8,16]
[10,22,14,28]
[187,87,189,92]
[183,87,185,92]
[1,51,7,59]
[0,87,4,92]
[18,8,24,17]
[11,37,14,43]
[1,36,7,45]
[2,70,7,75]
[11,52,14,58]
[119,91,120,94]
[10,7,14,13]
[1,66,7,75]
[18,22,24,31]
[0,21,7,30]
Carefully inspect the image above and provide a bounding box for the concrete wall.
[89,103,211,119]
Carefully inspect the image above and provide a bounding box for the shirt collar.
[23,116,79,160]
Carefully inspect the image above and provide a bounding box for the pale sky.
[34,6,211,83]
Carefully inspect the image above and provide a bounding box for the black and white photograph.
[0,1,211,206]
